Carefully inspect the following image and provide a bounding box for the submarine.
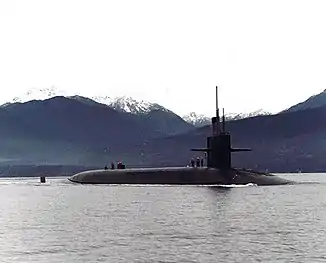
[69,86,293,186]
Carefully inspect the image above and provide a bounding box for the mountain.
[6,87,272,131]
[182,112,211,127]
[89,95,194,134]
[225,109,271,120]
[5,87,171,115]
[0,96,195,167]
[3,89,194,136]
[92,95,169,114]
[71,95,193,135]
[5,86,70,105]
[0,97,147,166]
[7,88,271,127]
[183,109,271,127]
[284,89,326,112]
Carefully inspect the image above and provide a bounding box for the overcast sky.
[1,0,325,116]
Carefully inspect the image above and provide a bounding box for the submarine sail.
[191,86,251,170]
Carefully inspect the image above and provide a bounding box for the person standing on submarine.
[196,157,200,167]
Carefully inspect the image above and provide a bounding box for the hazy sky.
[1,0,326,116]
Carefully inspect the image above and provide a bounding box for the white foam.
[213,183,258,188]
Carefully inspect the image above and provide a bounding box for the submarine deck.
[68,166,293,186]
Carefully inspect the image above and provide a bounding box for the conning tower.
[192,86,251,169]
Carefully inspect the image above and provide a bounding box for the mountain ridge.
[183,109,272,127]
[3,87,173,115]
[4,87,272,124]
[284,89,326,112]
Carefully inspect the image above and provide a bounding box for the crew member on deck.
[190,158,195,167]
[117,162,126,169]
[196,157,200,167]
[111,162,115,169]
[200,157,204,167]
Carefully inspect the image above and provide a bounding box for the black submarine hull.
[68,167,293,186]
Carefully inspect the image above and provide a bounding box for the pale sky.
[0,0,326,116]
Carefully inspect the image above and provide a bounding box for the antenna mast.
[216,86,220,134]
[216,86,219,120]
[222,108,226,133]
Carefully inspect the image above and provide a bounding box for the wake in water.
[209,183,258,188]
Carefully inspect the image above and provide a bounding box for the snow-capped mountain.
[91,95,170,114]
[183,109,271,127]
[225,109,271,120]
[2,87,171,115]
[3,87,271,124]
[182,112,211,127]
[3,86,69,105]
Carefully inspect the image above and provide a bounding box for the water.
[0,174,326,262]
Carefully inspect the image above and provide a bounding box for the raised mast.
[216,86,219,122]
[222,108,226,133]
[216,86,220,135]
[212,86,220,135]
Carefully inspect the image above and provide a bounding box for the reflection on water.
[0,174,326,262]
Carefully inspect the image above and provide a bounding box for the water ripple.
[0,175,326,262]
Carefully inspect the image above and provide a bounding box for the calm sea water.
[0,173,326,262]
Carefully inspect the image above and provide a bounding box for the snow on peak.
[183,109,271,127]
[91,95,168,114]
[182,112,211,127]
[10,86,68,103]
[3,88,170,115]
[226,109,271,120]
